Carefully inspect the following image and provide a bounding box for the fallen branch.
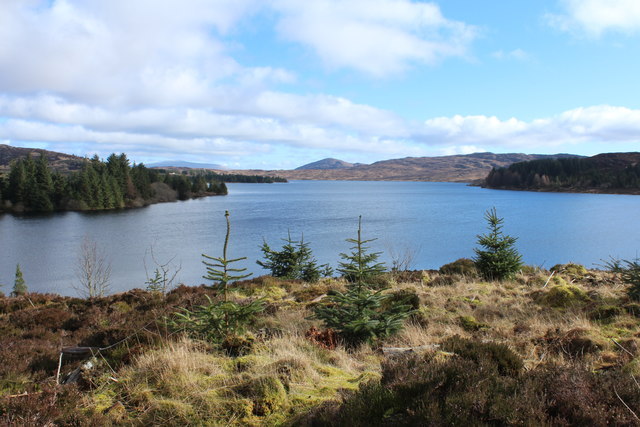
[542,271,555,289]
[614,384,640,421]
[382,344,439,356]
[611,338,635,357]
[3,391,42,399]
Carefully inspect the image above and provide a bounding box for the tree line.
[0,153,229,213]
[153,170,287,184]
[484,155,640,191]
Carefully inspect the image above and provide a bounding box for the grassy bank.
[1,263,640,425]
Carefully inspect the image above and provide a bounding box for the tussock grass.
[98,332,378,426]
[2,267,639,426]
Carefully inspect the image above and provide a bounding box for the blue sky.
[0,0,639,169]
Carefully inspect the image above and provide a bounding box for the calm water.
[1,181,639,296]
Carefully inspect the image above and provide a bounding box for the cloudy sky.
[1,0,639,169]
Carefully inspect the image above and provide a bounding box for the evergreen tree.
[605,258,640,301]
[474,207,523,281]
[313,217,412,346]
[7,159,27,203]
[202,211,251,300]
[29,154,54,211]
[12,264,27,296]
[257,233,330,282]
[338,216,386,289]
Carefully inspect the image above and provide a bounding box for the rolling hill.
[222,152,583,182]
[0,144,85,173]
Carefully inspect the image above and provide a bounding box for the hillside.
[484,152,640,194]
[147,160,225,169]
[0,146,582,183]
[0,144,85,173]
[225,152,582,182]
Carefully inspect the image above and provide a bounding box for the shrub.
[382,289,421,312]
[304,340,640,426]
[473,208,523,281]
[541,328,605,358]
[430,274,456,287]
[441,336,523,376]
[588,304,624,321]
[439,258,478,277]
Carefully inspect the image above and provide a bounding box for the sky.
[0,0,639,169]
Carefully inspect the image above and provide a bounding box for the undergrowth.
[1,264,640,426]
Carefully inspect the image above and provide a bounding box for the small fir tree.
[605,257,640,301]
[313,217,413,346]
[257,233,330,282]
[338,216,386,289]
[172,211,263,344]
[12,264,27,296]
[202,210,252,300]
[474,207,523,281]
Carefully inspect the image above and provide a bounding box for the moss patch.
[540,285,589,308]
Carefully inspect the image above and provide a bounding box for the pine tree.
[202,211,252,300]
[12,264,27,296]
[257,233,329,282]
[338,216,386,290]
[474,207,523,281]
[7,159,27,203]
[313,217,412,346]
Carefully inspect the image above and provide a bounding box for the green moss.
[110,301,132,314]
[92,389,117,413]
[217,398,255,420]
[236,375,288,416]
[458,315,489,332]
[541,285,589,308]
[235,355,262,372]
[551,263,587,280]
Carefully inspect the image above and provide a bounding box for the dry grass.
[98,330,379,426]
[3,267,638,426]
[388,269,637,370]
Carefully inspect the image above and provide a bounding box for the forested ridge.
[0,153,229,213]
[484,152,640,193]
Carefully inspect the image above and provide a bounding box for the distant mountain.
[0,144,85,173]
[484,152,640,194]
[296,158,354,170]
[147,160,225,169]
[222,152,584,182]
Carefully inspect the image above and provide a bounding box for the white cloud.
[0,0,272,105]
[0,1,638,168]
[417,106,640,149]
[272,0,478,76]
[548,0,640,37]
